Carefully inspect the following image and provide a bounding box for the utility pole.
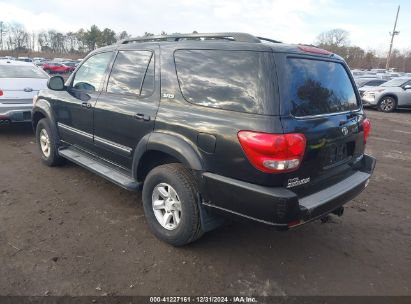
[386,5,400,70]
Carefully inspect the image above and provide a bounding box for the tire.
[378,96,397,113]
[142,163,204,246]
[36,118,64,166]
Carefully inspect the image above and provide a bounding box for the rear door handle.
[81,102,92,109]
[135,113,151,121]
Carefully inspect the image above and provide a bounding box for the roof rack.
[257,36,282,44]
[120,32,280,44]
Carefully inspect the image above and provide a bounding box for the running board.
[58,147,141,191]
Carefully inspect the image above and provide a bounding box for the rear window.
[285,58,359,116]
[0,65,48,79]
[174,50,277,114]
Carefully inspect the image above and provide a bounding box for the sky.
[0,0,409,54]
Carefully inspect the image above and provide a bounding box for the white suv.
[362,77,411,112]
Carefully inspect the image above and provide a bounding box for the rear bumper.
[0,104,32,122]
[201,154,376,228]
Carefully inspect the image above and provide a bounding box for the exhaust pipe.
[332,206,344,217]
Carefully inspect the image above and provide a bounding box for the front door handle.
[81,102,92,109]
[135,113,151,121]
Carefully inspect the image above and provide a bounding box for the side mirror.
[47,76,65,91]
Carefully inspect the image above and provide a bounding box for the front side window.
[72,52,113,92]
[381,78,410,87]
[107,50,154,96]
[284,58,359,116]
[174,49,277,114]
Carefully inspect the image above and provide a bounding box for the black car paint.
[32,39,375,227]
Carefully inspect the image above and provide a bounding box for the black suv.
[32,32,376,246]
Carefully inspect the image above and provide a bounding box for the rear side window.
[107,50,154,96]
[285,58,359,116]
[174,50,277,114]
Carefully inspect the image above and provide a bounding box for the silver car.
[0,59,49,124]
[362,77,411,112]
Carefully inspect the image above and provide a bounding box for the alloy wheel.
[152,183,182,230]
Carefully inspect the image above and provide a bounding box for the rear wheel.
[36,118,64,166]
[142,163,203,246]
[378,96,397,112]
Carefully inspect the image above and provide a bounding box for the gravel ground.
[0,109,410,296]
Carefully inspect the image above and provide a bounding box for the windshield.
[0,65,49,79]
[284,58,359,116]
[356,78,373,86]
[380,78,410,87]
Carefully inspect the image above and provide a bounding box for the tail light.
[238,131,306,173]
[362,118,371,144]
[0,89,3,97]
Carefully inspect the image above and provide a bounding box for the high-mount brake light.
[298,45,332,55]
[238,131,306,173]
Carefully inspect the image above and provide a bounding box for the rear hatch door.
[276,54,365,195]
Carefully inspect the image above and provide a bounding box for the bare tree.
[316,29,349,47]
[8,23,29,51]
[0,21,8,51]
[117,30,130,40]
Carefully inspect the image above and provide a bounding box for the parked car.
[34,60,46,67]
[61,61,78,68]
[0,59,49,124]
[1,56,16,61]
[362,77,411,112]
[351,69,365,77]
[42,62,74,74]
[17,57,33,62]
[32,32,375,246]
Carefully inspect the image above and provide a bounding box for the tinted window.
[107,51,154,96]
[174,50,277,114]
[368,80,385,86]
[285,58,358,116]
[0,65,48,79]
[73,52,112,92]
[381,78,410,87]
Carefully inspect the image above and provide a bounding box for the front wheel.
[142,163,203,246]
[36,118,64,166]
[378,96,397,112]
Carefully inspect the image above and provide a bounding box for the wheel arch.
[132,132,204,182]
[378,93,398,104]
[32,98,60,142]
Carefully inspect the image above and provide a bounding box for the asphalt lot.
[0,109,410,296]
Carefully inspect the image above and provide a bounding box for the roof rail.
[120,32,265,44]
[257,36,282,44]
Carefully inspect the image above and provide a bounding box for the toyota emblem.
[341,126,349,136]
